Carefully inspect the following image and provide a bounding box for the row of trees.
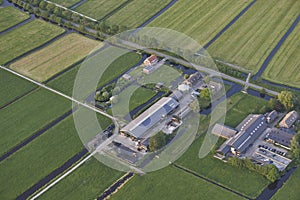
[228,156,280,182]
[9,0,128,37]
[291,132,300,162]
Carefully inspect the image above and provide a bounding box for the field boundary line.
[173,163,252,200]
[99,0,134,21]
[18,148,89,200]
[0,14,33,36]
[0,109,74,162]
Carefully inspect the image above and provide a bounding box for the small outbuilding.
[279,110,299,128]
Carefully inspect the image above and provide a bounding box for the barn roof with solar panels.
[121,97,179,138]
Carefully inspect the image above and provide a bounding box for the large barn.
[120,97,179,139]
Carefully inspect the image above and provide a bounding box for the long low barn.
[121,97,179,138]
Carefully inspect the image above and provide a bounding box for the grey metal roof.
[121,97,179,138]
[211,123,237,139]
[231,114,267,153]
[266,128,293,147]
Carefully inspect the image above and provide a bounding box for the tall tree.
[278,91,295,110]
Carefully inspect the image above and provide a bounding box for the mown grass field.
[10,33,101,82]
[262,20,300,88]
[39,158,124,200]
[111,166,245,200]
[0,69,36,108]
[107,0,171,28]
[176,93,270,199]
[49,0,81,8]
[0,88,71,156]
[0,19,65,65]
[208,0,300,72]
[0,115,84,199]
[111,85,157,117]
[0,7,29,32]
[149,0,248,45]
[74,0,128,20]
[48,51,141,97]
[272,168,300,200]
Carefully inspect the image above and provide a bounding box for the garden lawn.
[0,88,71,156]
[0,7,29,32]
[10,33,101,82]
[48,0,81,8]
[149,0,248,45]
[0,116,84,199]
[176,93,270,198]
[208,0,300,72]
[48,50,141,97]
[111,85,157,117]
[107,0,171,28]
[74,0,128,20]
[0,19,65,65]
[272,168,300,200]
[111,166,245,200]
[39,158,124,200]
[262,19,300,88]
[0,69,36,108]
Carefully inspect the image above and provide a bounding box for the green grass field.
[111,85,157,117]
[0,88,71,156]
[107,0,171,28]
[39,158,124,200]
[10,33,101,82]
[74,0,128,20]
[176,93,270,199]
[262,20,300,88]
[208,0,300,72]
[0,7,29,32]
[48,50,141,97]
[48,0,81,8]
[272,168,300,200]
[148,0,248,45]
[0,19,65,65]
[111,166,245,200]
[0,69,36,108]
[0,115,84,199]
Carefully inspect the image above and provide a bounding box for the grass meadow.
[107,0,171,28]
[0,7,29,32]
[0,19,65,65]
[74,0,128,20]
[0,69,36,108]
[10,33,101,82]
[149,0,248,45]
[0,88,71,156]
[111,166,245,200]
[208,0,300,72]
[262,20,300,88]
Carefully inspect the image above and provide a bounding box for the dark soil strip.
[201,0,257,50]
[69,0,86,9]
[16,148,88,200]
[98,0,133,21]
[0,14,34,36]
[138,0,178,28]
[173,164,251,200]
[97,172,134,200]
[0,109,74,162]
[0,86,37,110]
[4,30,70,66]
[253,15,300,80]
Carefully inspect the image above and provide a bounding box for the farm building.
[185,72,202,86]
[217,114,268,156]
[267,110,278,124]
[211,123,237,139]
[120,97,179,139]
[143,54,158,66]
[265,128,294,149]
[279,110,299,128]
